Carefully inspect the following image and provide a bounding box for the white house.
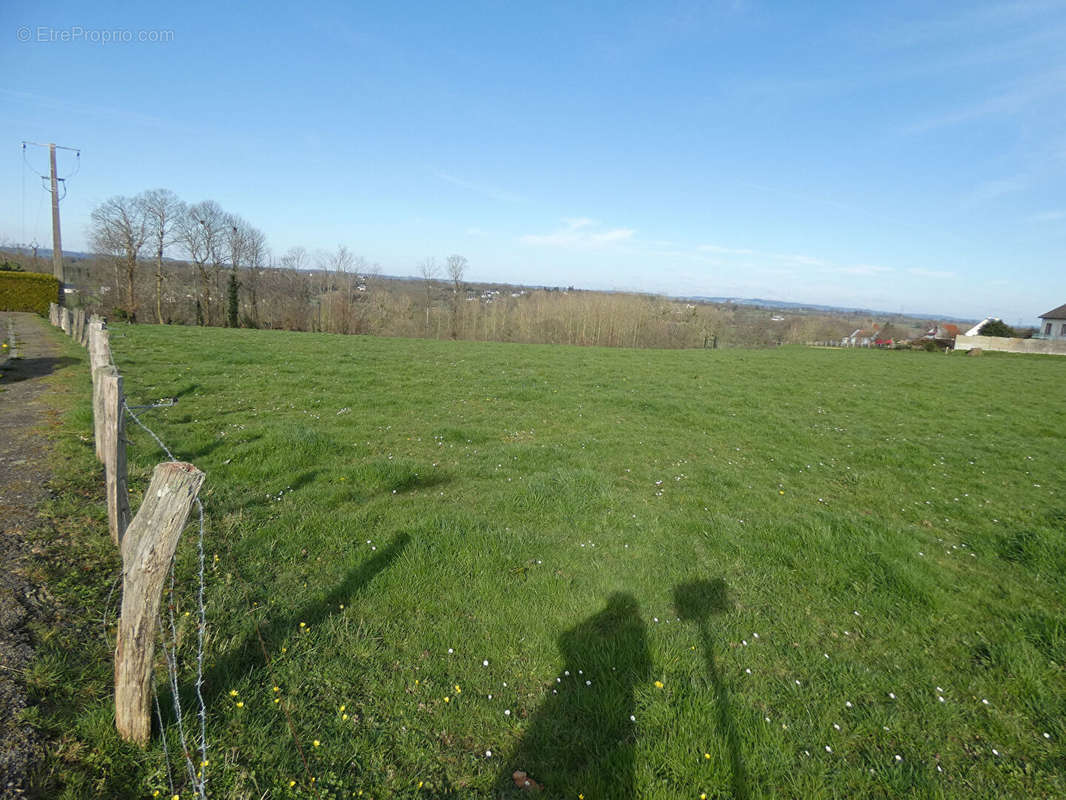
[964,317,999,336]
[1038,304,1066,340]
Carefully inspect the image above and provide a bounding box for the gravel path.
[0,312,80,798]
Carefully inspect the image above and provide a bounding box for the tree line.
[2,188,885,348]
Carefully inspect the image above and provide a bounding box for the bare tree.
[280,245,309,271]
[280,246,313,329]
[242,225,268,327]
[138,189,185,324]
[446,254,467,339]
[224,214,251,327]
[177,201,225,325]
[329,245,355,333]
[89,195,148,320]
[418,257,439,338]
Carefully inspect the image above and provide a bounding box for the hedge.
[0,271,60,314]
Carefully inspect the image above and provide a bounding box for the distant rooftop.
[1039,304,1066,319]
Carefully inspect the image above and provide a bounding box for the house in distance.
[1038,304,1066,340]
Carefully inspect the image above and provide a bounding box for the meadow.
[33,327,1065,799]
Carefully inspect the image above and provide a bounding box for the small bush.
[0,271,60,314]
[979,319,1016,337]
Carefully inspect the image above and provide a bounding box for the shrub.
[979,319,1015,338]
[0,271,60,314]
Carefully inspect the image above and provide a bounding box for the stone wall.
[953,334,1066,356]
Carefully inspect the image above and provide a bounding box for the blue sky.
[3,1,1065,324]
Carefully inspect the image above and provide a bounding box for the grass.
[31,326,1066,799]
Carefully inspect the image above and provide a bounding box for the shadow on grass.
[498,592,651,799]
[181,432,263,462]
[674,579,749,800]
[169,533,409,714]
[0,355,80,384]
[172,383,200,400]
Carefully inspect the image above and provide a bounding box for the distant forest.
[2,188,942,349]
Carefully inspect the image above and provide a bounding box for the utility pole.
[22,141,80,301]
[49,143,63,287]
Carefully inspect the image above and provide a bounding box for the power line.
[21,140,80,289]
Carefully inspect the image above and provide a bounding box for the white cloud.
[775,253,827,267]
[963,176,1028,207]
[1032,209,1066,221]
[520,218,636,249]
[431,170,524,203]
[834,264,894,275]
[561,217,596,230]
[696,243,830,267]
[698,243,756,255]
[902,68,1066,134]
[908,267,957,278]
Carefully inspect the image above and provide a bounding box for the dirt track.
[0,312,79,797]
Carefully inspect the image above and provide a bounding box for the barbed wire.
[110,332,319,797]
[124,399,208,800]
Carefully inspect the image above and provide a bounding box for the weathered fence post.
[99,365,131,544]
[89,319,110,370]
[114,462,205,745]
[49,303,58,327]
[61,307,72,335]
[90,324,111,461]
[92,365,107,462]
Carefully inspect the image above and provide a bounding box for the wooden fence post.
[89,320,110,370]
[49,303,58,327]
[99,366,131,544]
[92,365,107,462]
[114,462,205,745]
[82,313,95,348]
[61,307,72,335]
[90,324,111,462]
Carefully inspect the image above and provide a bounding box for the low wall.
[954,334,1066,356]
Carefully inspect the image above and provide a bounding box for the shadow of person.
[674,579,749,800]
[498,592,651,800]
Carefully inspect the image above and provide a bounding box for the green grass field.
[34,327,1066,798]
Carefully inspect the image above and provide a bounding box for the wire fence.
[49,304,210,797]
[125,400,209,800]
[49,304,326,799]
